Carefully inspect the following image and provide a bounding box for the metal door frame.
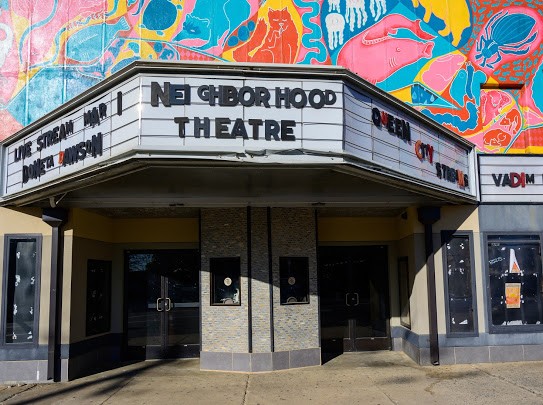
[318,244,392,352]
[122,248,200,360]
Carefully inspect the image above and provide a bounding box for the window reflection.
[211,257,241,305]
[280,257,309,305]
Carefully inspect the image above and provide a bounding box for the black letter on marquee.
[220,86,239,106]
[151,81,170,107]
[276,87,290,108]
[215,118,232,138]
[174,117,190,138]
[371,108,381,127]
[265,120,280,141]
[117,91,123,116]
[308,89,325,109]
[232,118,249,139]
[281,120,296,141]
[170,84,191,105]
[194,117,210,138]
[290,88,307,109]
[249,119,263,140]
[492,174,502,187]
[325,90,337,106]
[99,103,107,119]
[254,88,271,108]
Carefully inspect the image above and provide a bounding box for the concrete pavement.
[2,351,543,404]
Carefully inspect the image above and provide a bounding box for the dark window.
[210,257,241,305]
[487,236,542,330]
[3,236,41,344]
[86,260,112,336]
[280,257,309,305]
[443,233,477,335]
[398,257,411,329]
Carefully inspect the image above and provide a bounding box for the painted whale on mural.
[337,14,435,84]
[65,17,130,63]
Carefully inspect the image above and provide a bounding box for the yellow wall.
[0,207,51,235]
[67,208,199,243]
[318,217,399,242]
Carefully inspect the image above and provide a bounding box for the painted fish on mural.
[337,14,435,84]
[65,17,130,63]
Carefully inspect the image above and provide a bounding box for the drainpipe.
[417,207,440,366]
[42,208,68,381]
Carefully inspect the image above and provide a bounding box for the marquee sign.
[479,155,543,202]
[0,65,476,202]
[150,81,337,141]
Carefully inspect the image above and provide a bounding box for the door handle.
[353,293,359,306]
[156,298,164,312]
[345,293,351,306]
[165,297,172,311]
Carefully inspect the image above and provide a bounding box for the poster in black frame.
[86,259,112,336]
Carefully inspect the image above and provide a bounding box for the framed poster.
[505,283,521,309]
[86,260,112,336]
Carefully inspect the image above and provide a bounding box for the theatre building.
[1,60,518,383]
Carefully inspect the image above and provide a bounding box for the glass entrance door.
[319,246,390,353]
[125,250,200,359]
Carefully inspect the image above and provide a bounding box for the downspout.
[417,207,440,365]
[42,208,68,381]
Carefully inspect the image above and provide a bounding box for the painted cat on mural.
[232,7,300,64]
[412,0,470,47]
[173,0,251,50]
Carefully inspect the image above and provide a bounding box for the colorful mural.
[1,0,543,153]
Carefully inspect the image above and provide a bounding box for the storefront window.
[443,233,477,335]
[280,257,309,305]
[210,257,241,305]
[3,236,41,344]
[487,235,543,330]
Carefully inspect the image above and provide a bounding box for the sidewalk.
[2,351,543,404]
